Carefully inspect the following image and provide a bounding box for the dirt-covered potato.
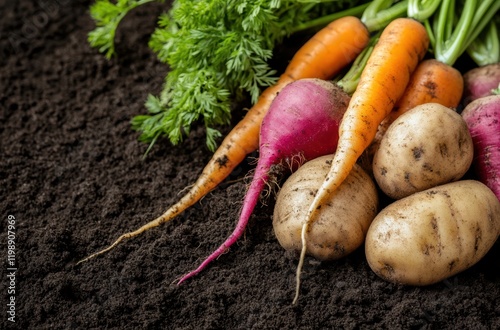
[273,154,379,261]
[365,180,500,286]
[373,103,473,199]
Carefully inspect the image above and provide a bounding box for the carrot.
[78,16,370,264]
[385,59,464,123]
[364,59,464,169]
[293,17,429,303]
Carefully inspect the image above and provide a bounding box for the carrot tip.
[293,223,308,305]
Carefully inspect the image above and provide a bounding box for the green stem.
[89,0,158,58]
[337,34,380,95]
[362,0,393,23]
[290,2,372,34]
[362,0,409,32]
[424,18,436,52]
[435,0,475,65]
[467,21,500,66]
[443,0,455,42]
[408,0,442,21]
[434,0,499,65]
[464,0,500,48]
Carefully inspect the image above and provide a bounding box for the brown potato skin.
[373,103,473,199]
[273,155,379,261]
[365,180,500,286]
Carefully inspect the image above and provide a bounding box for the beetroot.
[461,94,500,200]
[178,78,350,283]
[463,63,500,105]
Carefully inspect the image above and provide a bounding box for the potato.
[373,103,473,199]
[273,154,379,260]
[365,180,500,286]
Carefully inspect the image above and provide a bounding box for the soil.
[1,1,499,329]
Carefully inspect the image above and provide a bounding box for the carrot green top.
[416,0,500,66]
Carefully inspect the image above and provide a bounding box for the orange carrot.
[293,17,429,304]
[78,16,370,263]
[363,58,464,172]
[387,59,464,118]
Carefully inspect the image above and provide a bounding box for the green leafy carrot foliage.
[88,0,366,151]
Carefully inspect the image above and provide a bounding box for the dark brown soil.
[1,1,499,329]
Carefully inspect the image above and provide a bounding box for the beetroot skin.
[463,63,500,105]
[461,94,500,200]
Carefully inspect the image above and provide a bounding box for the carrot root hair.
[77,212,169,264]
[76,172,221,264]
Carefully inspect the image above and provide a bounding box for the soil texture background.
[1,1,499,329]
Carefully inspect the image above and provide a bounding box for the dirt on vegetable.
[1,1,499,329]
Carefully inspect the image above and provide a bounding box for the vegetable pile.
[81,0,500,304]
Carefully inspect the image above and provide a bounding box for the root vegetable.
[463,63,500,105]
[178,79,351,284]
[391,60,464,114]
[365,180,500,286]
[273,154,378,303]
[461,94,500,200]
[373,103,474,200]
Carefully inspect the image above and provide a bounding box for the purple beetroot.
[462,94,500,201]
[178,78,350,283]
[463,63,500,105]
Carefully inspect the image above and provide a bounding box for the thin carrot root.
[77,212,172,264]
[77,178,215,264]
[293,223,308,305]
